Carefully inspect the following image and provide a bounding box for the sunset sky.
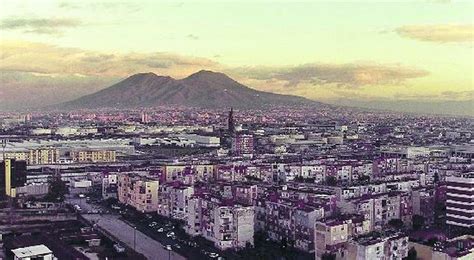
[0,0,473,111]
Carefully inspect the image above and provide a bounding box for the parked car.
[209,252,219,258]
[113,243,125,253]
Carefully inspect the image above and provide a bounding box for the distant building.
[69,150,116,163]
[1,148,59,165]
[141,111,150,124]
[232,134,254,156]
[28,148,60,165]
[228,107,235,134]
[0,159,27,198]
[446,173,473,229]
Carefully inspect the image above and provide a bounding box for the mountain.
[60,70,319,109]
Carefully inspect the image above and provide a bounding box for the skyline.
[0,0,473,114]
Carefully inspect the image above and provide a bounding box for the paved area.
[67,198,185,260]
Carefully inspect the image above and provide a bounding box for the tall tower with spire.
[228,107,235,135]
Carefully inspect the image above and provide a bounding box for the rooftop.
[12,244,52,258]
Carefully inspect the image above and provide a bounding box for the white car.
[164,245,172,251]
[166,231,175,237]
[209,253,219,258]
[113,244,125,253]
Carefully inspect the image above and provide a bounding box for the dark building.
[228,107,235,135]
[0,159,27,198]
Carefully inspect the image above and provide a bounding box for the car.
[174,244,181,249]
[113,243,125,253]
[111,205,121,210]
[157,227,164,233]
[163,245,172,251]
[166,231,175,237]
[78,194,86,198]
[209,253,219,258]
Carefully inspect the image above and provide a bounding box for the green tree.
[388,218,404,230]
[412,215,425,231]
[44,175,68,202]
[359,175,370,183]
[405,247,417,260]
[322,252,336,260]
[325,176,338,186]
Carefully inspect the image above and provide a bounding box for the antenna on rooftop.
[1,139,7,161]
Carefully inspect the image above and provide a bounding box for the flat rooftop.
[12,244,52,258]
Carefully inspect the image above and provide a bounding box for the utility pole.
[133,226,137,251]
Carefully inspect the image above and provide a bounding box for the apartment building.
[345,233,409,260]
[117,174,159,212]
[314,214,371,260]
[186,195,254,250]
[446,173,474,229]
[258,198,325,252]
[2,148,59,165]
[28,148,60,165]
[69,150,116,163]
[157,182,194,220]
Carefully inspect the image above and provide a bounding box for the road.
[67,198,185,260]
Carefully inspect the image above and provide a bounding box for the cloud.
[0,40,219,78]
[187,34,199,40]
[0,17,81,34]
[393,90,474,101]
[0,40,222,109]
[395,24,474,43]
[58,1,142,13]
[440,90,474,100]
[227,63,429,88]
[0,71,118,110]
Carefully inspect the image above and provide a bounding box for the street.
[67,198,186,260]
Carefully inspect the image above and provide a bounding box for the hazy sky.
[0,0,473,110]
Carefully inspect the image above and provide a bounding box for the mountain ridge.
[59,70,321,109]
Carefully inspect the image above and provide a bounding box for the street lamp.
[167,247,172,260]
[133,226,137,251]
